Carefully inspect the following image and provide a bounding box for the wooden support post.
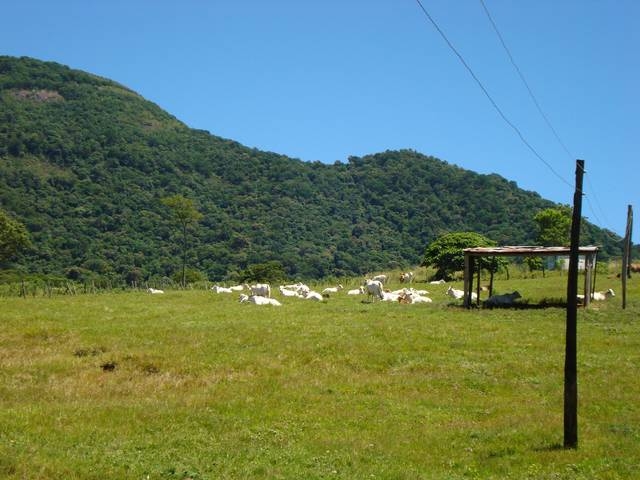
[463,253,471,308]
[591,253,598,299]
[476,257,481,307]
[564,159,584,449]
[583,255,593,308]
[488,256,495,297]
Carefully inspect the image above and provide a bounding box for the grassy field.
[1,273,638,479]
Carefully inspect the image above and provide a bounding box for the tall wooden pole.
[622,205,633,309]
[564,159,584,449]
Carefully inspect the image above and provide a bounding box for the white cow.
[429,279,446,285]
[246,283,271,298]
[321,284,343,295]
[303,290,324,301]
[239,294,282,306]
[363,279,384,302]
[279,286,301,297]
[371,274,388,284]
[399,289,433,304]
[147,288,164,294]
[283,282,310,296]
[483,291,521,307]
[382,291,402,302]
[412,288,430,296]
[592,288,615,301]
[211,285,233,294]
[446,286,477,301]
[347,287,365,295]
[399,272,414,283]
[577,288,615,302]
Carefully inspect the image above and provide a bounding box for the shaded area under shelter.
[462,245,599,308]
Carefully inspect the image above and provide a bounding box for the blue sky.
[3,0,638,240]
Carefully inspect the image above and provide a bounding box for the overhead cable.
[479,0,619,238]
[413,0,573,189]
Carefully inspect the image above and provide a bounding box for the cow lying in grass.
[483,291,521,308]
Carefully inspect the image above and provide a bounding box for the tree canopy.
[422,231,497,280]
[162,195,202,286]
[0,207,30,265]
[534,206,572,246]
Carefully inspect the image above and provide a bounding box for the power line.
[478,0,620,239]
[413,0,573,189]
[479,0,574,160]
[583,172,624,241]
[583,170,620,238]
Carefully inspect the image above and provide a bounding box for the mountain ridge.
[0,56,622,282]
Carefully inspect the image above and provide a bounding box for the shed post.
[476,257,482,307]
[583,255,593,308]
[463,253,472,308]
[488,256,495,297]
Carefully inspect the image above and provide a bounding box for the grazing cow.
[246,283,271,298]
[363,279,385,302]
[399,271,415,284]
[239,294,282,306]
[483,291,521,308]
[446,286,477,301]
[229,285,245,291]
[321,284,344,295]
[147,288,164,294]
[372,274,388,284]
[630,263,640,273]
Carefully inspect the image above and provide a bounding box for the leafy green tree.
[241,261,286,283]
[532,206,572,276]
[482,255,509,291]
[161,195,203,286]
[525,256,545,277]
[534,206,571,246]
[173,268,206,285]
[0,208,31,265]
[421,231,496,280]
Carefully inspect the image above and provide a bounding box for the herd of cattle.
[147,270,616,308]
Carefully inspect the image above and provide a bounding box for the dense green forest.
[0,56,625,283]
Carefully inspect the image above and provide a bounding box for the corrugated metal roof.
[463,245,599,256]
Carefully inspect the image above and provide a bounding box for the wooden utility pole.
[622,205,633,309]
[564,159,584,449]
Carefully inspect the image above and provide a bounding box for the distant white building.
[558,256,586,271]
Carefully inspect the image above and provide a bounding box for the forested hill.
[0,56,622,282]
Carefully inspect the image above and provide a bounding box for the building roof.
[463,245,599,257]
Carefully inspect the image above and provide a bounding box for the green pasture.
[1,274,638,479]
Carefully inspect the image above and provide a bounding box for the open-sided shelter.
[462,245,599,308]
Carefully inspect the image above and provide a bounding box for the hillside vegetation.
[0,56,622,283]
